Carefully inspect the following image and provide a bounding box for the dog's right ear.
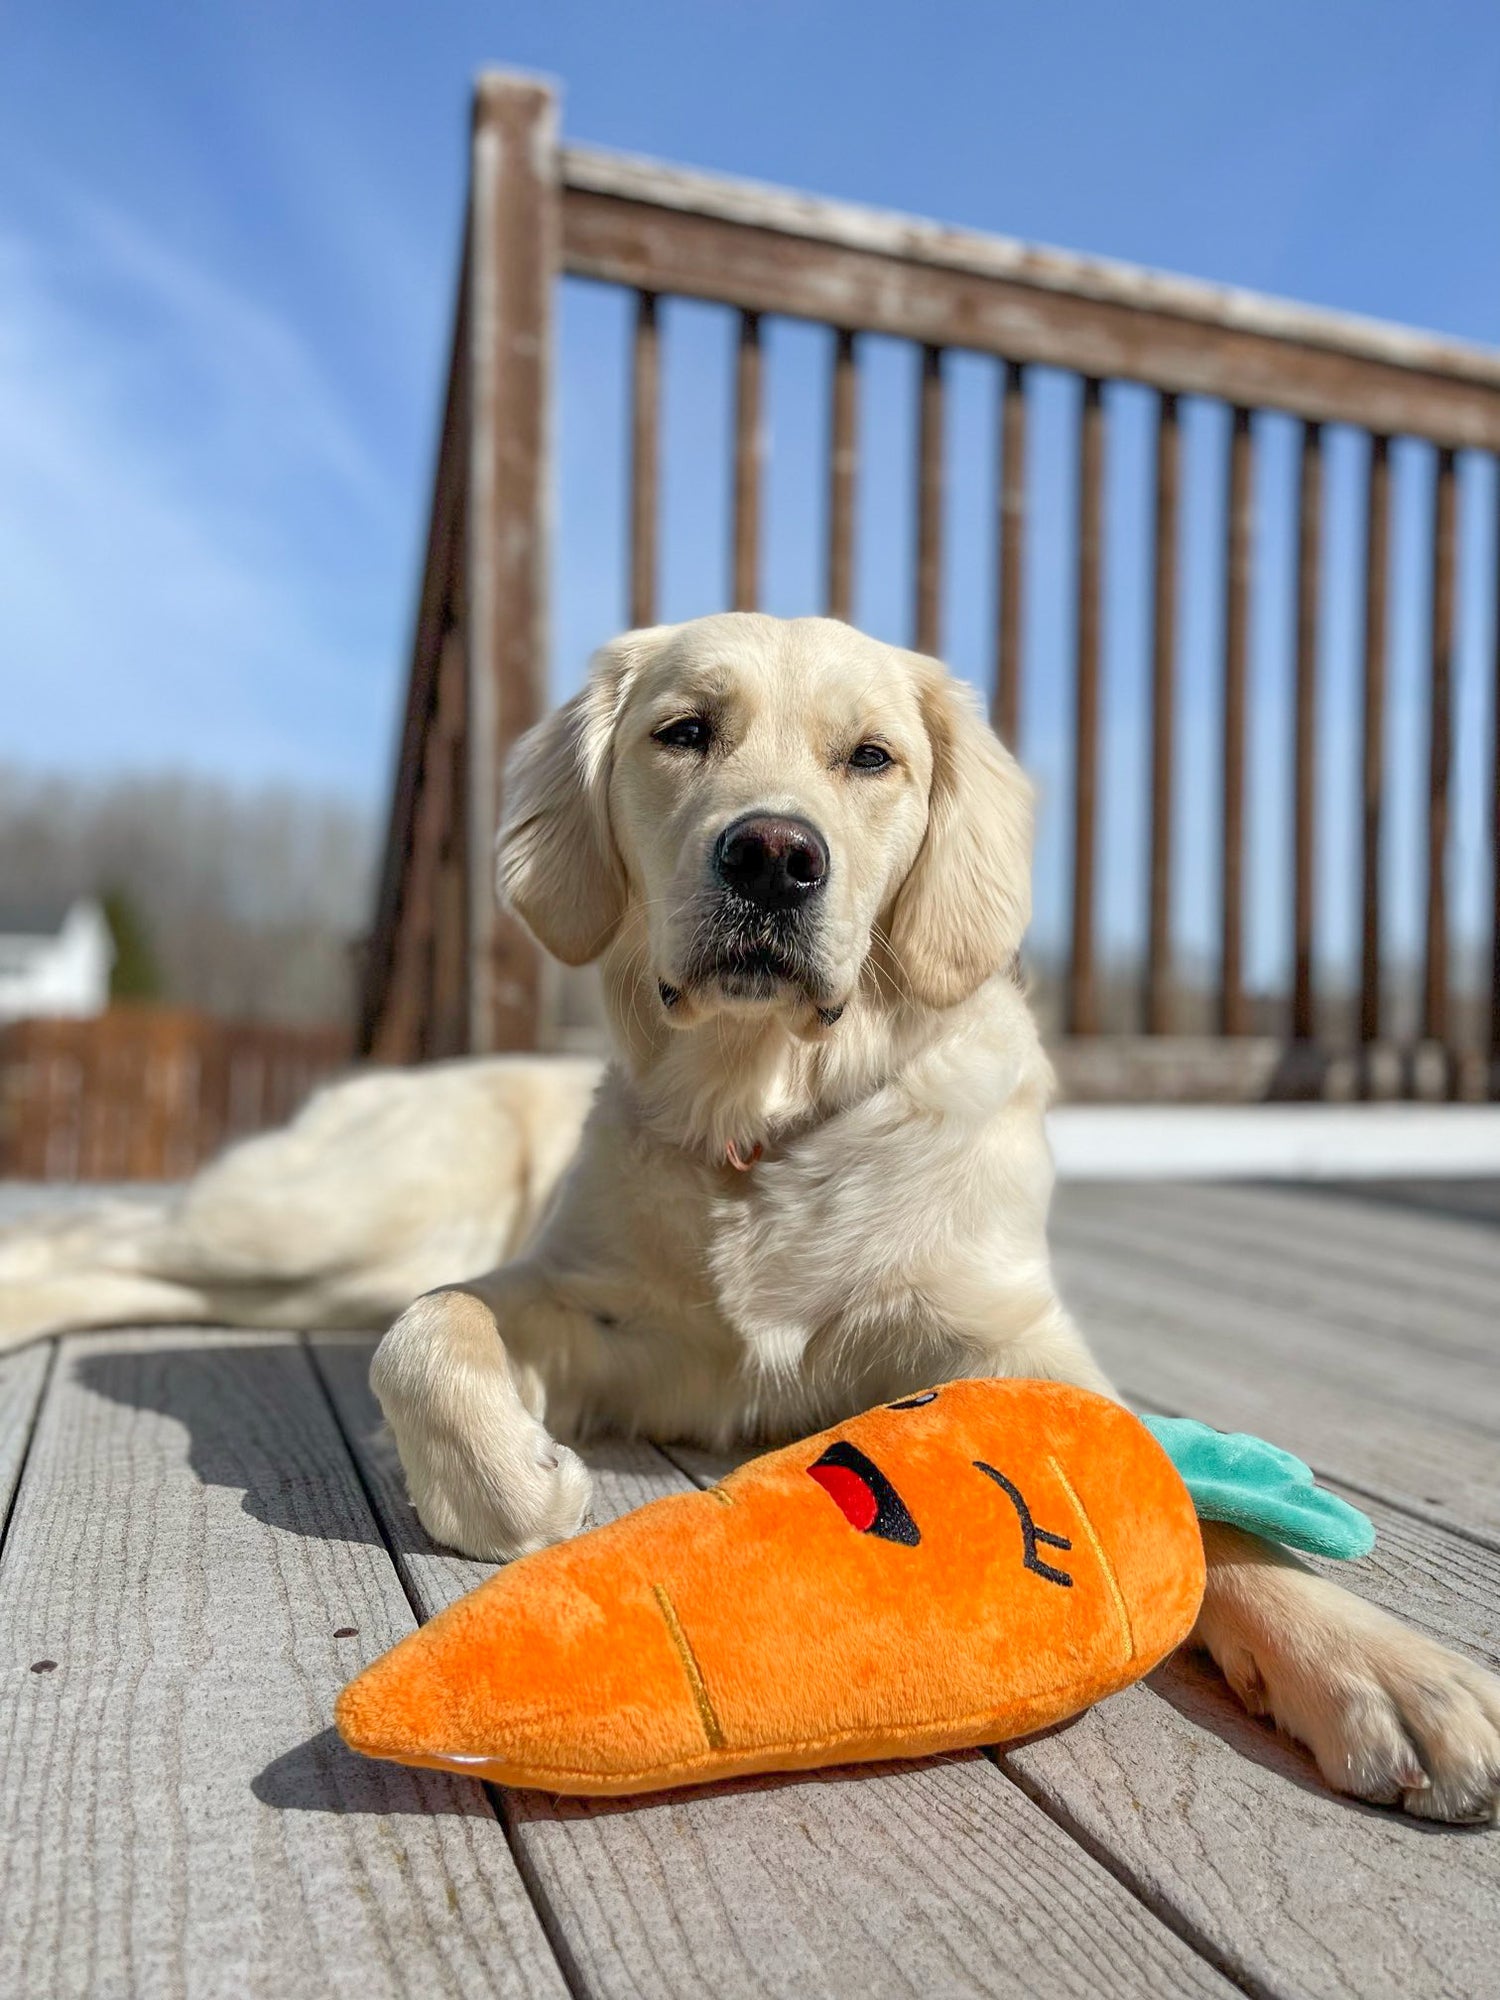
[497,629,665,965]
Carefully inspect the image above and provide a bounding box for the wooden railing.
[360,70,1500,1098]
[0,1011,351,1182]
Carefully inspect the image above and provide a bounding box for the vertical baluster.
[914,344,944,654]
[732,310,762,610]
[1360,435,1391,1062]
[1492,460,1500,1091]
[1146,391,1181,1034]
[1425,446,1457,1075]
[1292,421,1323,1042]
[1222,406,1253,1035]
[826,329,858,621]
[1069,377,1105,1037]
[629,291,659,629]
[993,359,1026,750]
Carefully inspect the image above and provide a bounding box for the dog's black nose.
[714,814,829,911]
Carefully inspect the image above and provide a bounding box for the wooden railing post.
[465,73,559,1053]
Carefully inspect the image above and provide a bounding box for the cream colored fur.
[4,613,1497,1822]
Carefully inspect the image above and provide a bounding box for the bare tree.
[0,767,376,1025]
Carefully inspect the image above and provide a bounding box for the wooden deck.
[2,1179,1497,1999]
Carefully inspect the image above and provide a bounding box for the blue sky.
[4,2,1499,981]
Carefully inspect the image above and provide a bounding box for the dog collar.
[725,1139,764,1172]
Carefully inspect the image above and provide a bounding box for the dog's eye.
[848,742,892,772]
[653,716,712,752]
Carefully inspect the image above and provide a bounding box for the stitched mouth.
[807,1440,921,1546]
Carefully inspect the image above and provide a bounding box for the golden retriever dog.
[4,613,1497,1823]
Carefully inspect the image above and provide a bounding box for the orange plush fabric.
[337,1380,1205,1796]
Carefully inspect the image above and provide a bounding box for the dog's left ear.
[498,629,666,965]
[887,660,1034,1010]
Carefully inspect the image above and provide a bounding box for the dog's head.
[498,613,1033,1026]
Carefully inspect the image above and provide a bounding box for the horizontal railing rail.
[360,71,1500,1101]
[560,144,1500,448]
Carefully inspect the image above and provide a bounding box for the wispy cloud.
[0,186,410,794]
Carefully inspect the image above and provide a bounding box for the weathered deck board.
[1049,1220,1500,1432]
[505,1752,1235,2000]
[0,1330,566,2000]
[1305,1486,1500,1669]
[1321,1178,1500,1228]
[4,1179,1499,2000]
[994,1450,1500,1998]
[1001,1186,1500,1998]
[658,1224,1500,2000]
[1001,1642,1500,2000]
[311,1333,1236,2000]
[0,1343,51,1536]
[1058,1180,1500,1369]
[1050,1245,1500,1544]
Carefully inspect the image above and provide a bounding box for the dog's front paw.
[401,1424,593,1564]
[1271,1621,1500,1823]
[1202,1533,1500,1823]
[370,1290,593,1563]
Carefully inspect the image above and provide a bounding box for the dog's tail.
[0,1192,214,1351]
[0,1054,603,1355]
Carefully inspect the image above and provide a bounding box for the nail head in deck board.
[0,1332,566,2000]
[311,1335,1235,2000]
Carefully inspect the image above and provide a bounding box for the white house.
[0,897,115,1023]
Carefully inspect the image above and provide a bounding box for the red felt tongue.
[808,1461,879,1532]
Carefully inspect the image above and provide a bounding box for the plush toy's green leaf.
[1141,1416,1375,1560]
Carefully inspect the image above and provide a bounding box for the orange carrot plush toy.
[337,1381,1205,1796]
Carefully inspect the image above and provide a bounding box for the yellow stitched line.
[1048,1455,1135,1666]
[652,1584,726,1749]
[707,1487,734,1507]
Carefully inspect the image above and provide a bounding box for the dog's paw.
[1285,1625,1500,1823]
[1204,1545,1500,1823]
[370,1290,594,1563]
[400,1424,593,1564]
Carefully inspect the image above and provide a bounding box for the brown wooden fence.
[360,71,1500,1099]
[0,1011,351,1181]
